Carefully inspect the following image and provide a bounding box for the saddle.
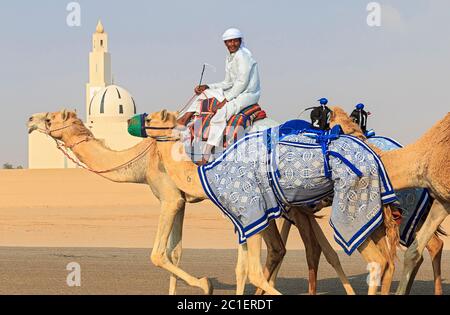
[187,97,267,149]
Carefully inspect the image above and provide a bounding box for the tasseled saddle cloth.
[188,97,267,148]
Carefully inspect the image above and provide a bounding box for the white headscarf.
[222,28,252,56]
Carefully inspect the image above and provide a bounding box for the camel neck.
[380,143,424,191]
[65,135,152,183]
[156,141,208,199]
[332,117,426,191]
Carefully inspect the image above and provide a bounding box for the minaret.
[86,20,112,122]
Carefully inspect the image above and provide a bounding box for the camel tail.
[383,205,400,261]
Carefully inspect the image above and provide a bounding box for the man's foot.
[198,144,214,166]
[197,157,210,166]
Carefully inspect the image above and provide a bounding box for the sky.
[0,0,449,167]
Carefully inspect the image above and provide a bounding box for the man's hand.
[177,112,194,126]
[194,85,209,95]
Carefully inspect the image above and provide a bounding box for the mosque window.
[132,98,137,114]
[88,95,95,115]
[100,89,108,114]
[119,105,124,114]
[101,40,103,47]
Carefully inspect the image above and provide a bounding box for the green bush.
[2,163,23,169]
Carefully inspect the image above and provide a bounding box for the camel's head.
[27,112,50,134]
[142,109,180,140]
[329,106,348,126]
[329,106,363,136]
[27,109,81,140]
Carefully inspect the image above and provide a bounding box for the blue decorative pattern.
[368,135,431,247]
[199,123,397,255]
[198,132,281,244]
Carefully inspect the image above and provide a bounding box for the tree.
[2,163,23,169]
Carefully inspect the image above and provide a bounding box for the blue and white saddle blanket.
[199,121,397,255]
[367,133,432,247]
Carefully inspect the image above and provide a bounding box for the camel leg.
[151,200,213,294]
[357,237,388,295]
[370,226,395,295]
[308,215,356,295]
[426,234,444,295]
[255,220,286,295]
[396,200,448,295]
[404,234,443,295]
[404,255,423,295]
[288,211,322,295]
[246,233,282,295]
[167,207,185,295]
[267,218,292,288]
[235,244,248,295]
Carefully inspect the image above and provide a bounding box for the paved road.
[0,247,448,295]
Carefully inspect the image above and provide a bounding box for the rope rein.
[52,138,153,174]
[37,123,153,175]
[177,94,198,116]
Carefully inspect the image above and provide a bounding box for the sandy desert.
[0,169,448,294]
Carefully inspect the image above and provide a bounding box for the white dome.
[89,85,137,118]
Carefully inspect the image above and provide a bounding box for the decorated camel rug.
[199,122,397,255]
[367,134,431,247]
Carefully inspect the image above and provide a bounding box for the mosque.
[28,21,141,169]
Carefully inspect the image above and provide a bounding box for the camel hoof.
[254,288,264,295]
[200,277,214,295]
[395,288,406,295]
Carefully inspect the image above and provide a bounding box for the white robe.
[187,48,261,148]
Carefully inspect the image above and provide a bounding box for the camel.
[28,111,213,294]
[268,108,446,295]
[329,107,450,295]
[141,109,408,295]
[27,110,308,294]
[28,110,358,295]
[27,110,284,294]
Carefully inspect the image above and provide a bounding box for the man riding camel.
[178,28,261,164]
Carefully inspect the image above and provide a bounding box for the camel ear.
[61,109,69,121]
[160,109,168,122]
[329,109,335,121]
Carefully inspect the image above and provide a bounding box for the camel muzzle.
[128,113,149,138]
